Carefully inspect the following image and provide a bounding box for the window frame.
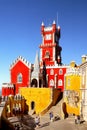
[17,73,22,83]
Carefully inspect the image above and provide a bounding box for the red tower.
[39,21,67,91]
[40,20,62,66]
[10,56,31,94]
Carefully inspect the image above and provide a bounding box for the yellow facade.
[64,73,81,115]
[19,88,60,115]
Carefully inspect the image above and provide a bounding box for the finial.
[41,22,44,26]
[58,26,60,29]
[53,20,56,24]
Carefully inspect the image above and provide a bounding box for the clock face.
[45,34,51,40]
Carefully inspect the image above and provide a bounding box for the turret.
[41,22,45,35]
[40,20,62,66]
[58,26,61,39]
[57,55,61,64]
[81,55,87,63]
[52,20,56,32]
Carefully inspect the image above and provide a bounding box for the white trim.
[17,73,22,83]
[55,74,57,88]
[53,46,55,61]
[44,27,52,31]
[42,65,69,69]
[50,79,54,86]
[10,56,31,70]
[2,83,14,88]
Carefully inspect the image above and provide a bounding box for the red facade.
[2,83,14,96]
[10,57,31,94]
[40,21,61,66]
[46,67,66,91]
[39,21,66,91]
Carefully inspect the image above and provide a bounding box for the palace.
[2,21,68,96]
[1,21,87,122]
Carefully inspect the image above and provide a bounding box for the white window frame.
[17,73,22,83]
[59,69,63,75]
[58,79,63,86]
[50,79,54,86]
[50,69,54,75]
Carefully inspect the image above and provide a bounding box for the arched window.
[50,69,54,75]
[17,73,22,83]
[31,101,35,110]
[50,79,54,86]
[59,69,63,75]
[45,51,50,58]
[58,79,62,86]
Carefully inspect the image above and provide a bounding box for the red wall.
[46,67,66,91]
[2,87,14,96]
[10,60,30,94]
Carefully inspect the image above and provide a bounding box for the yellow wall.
[64,74,81,115]
[65,75,80,90]
[19,88,52,114]
[19,88,61,115]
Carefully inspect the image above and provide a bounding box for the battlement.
[2,83,14,88]
[10,56,31,69]
[66,67,81,75]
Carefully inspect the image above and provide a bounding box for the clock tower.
[39,21,62,66]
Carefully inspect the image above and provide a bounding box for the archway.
[31,79,37,87]
[39,79,42,88]
[31,101,35,110]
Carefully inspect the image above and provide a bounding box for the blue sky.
[0,0,87,88]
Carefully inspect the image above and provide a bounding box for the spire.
[41,21,44,26]
[34,51,39,72]
[57,12,58,26]
[58,26,60,29]
[53,20,56,24]
[31,52,40,88]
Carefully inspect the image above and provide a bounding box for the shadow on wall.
[62,102,68,119]
[54,92,63,105]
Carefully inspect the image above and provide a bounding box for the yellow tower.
[64,66,81,115]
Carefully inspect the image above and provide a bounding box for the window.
[58,79,62,86]
[59,69,63,75]
[45,51,50,58]
[50,69,54,75]
[64,90,69,97]
[68,79,70,86]
[45,34,52,40]
[17,73,22,83]
[50,79,54,86]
